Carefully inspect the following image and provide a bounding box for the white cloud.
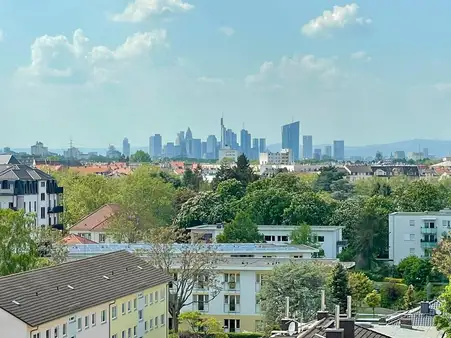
[111,0,194,22]
[435,83,451,92]
[219,26,235,37]
[245,54,340,88]
[301,3,371,38]
[197,76,224,85]
[17,29,166,85]
[0,30,4,42]
[350,51,372,62]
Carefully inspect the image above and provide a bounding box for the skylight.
[137,266,143,270]
[67,285,74,290]
[12,300,20,305]
[103,275,110,280]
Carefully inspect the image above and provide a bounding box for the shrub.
[228,334,262,338]
[380,282,408,309]
[384,277,403,284]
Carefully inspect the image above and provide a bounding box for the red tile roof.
[62,234,98,245]
[70,203,121,232]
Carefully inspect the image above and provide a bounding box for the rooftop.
[188,224,343,231]
[62,234,98,245]
[69,203,121,231]
[0,251,170,327]
[390,209,451,216]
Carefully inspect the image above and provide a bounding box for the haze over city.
[2,1,451,147]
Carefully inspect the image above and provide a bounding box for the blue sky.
[1,0,451,149]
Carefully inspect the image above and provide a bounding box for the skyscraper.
[122,138,130,158]
[259,138,266,153]
[302,135,313,159]
[220,117,226,148]
[149,134,162,159]
[240,129,251,158]
[333,140,345,161]
[206,135,218,159]
[282,121,300,161]
[191,139,202,159]
[324,145,332,159]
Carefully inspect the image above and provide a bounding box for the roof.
[0,251,171,327]
[0,155,20,165]
[390,209,451,216]
[187,224,343,231]
[70,204,121,232]
[344,165,373,174]
[62,234,98,245]
[299,317,392,338]
[0,163,54,181]
[387,300,440,327]
[69,166,112,175]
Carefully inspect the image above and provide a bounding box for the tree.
[434,280,451,336]
[282,192,334,225]
[183,168,203,191]
[403,285,415,310]
[270,172,313,194]
[216,211,264,243]
[33,227,68,266]
[178,311,227,338]
[0,209,39,276]
[330,263,351,313]
[234,154,258,186]
[348,272,373,309]
[365,290,381,317]
[259,262,331,325]
[130,150,151,163]
[375,151,383,162]
[432,237,451,276]
[216,179,246,201]
[330,179,354,201]
[394,180,447,212]
[173,188,197,213]
[141,227,223,332]
[314,166,345,192]
[397,256,432,288]
[211,162,237,190]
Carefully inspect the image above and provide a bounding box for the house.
[0,250,171,338]
[388,209,451,264]
[66,243,355,333]
[69,204,121,243]
[342,165,373,182]
[187,224,346,259]
[0,155,64,229]
[62,234,98,245]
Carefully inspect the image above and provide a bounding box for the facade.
[0,251,171,338]
[187,224,345,259]
[302,135,313,159]
[219,147,240,162]
[343,165,373,182]
[282,121,300,161]
[323,145,332,159]
[0,155,64,229]
[259,149,294,165]
[149,134,162,159]
[69,204,120,243]
[259,138,266,153]
[66,244,352,334]
[240,129,251,158]
[122,138,130,158]
[313,148,321,160]
[333,140,345,161]
[31,141,49,157]
[206,135,218,159]
[389,209,451,264]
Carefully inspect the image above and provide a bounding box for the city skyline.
[2,1,451,146]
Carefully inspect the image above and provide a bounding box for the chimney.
[326,305,344,338]
[339,295,355,338]
[317,289,328,320]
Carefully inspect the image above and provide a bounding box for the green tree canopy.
[216,178,246,201]
[130,150,151,163]
[397,256,432,288]
[348,272,373,308]
[435,280,451,336]
[314,166,345,192]
[394,180,447,212]
[403,285,415,310]
[282,192,335,225]
[365,290,381,316]
[330,263,351,313]
[216,211,264,243]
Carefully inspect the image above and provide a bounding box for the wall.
[0,308,28,338]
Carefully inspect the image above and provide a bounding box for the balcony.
[224,304,240,313]
[420,238,437,249]
[421,227,437,234]
[55,186,64,194]
[48,206,64,213]
[52,223,64,231]
[224,281,240,291]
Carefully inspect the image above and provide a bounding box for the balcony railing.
[224,281,240,291]
[421,227,437,234]
[52,223,64,231]
[55,186,64,194]
[48,206,64,213]
[224,304,240,313]
[192,303,209,312]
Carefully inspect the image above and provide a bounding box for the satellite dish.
[288,322,296,335]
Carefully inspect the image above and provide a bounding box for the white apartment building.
[66,243,353,333]
[31,141,49,157]
[0,155,64,229]
[187,224,345,259]
[388,209,451,264]
[259,149,293,165]
[219,147,240,162]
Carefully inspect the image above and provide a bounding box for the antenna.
[347,296,352,318]
[334,305,340,329]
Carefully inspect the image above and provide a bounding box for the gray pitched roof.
[299,318,392,338]
[0,155,20,165]
[0,164,53,181]
[0,250,171,327]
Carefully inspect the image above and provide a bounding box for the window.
[224,295,240,312]
[46,329,50,338]
[112,305,117,319]
[41,181,45,187]
[128,328,132,338]
[54,326,59,338]
[122,331,126,338]
[68,316,75,323]
[144,295,148,306]
[91,313,96,326]
[155,316,159,328]
[122,302,126,314]
[224,319,240,333]
[133,326,137,337]
[34,201,37,212]
[443,220,451,227]
[62,324,67,337]
[33,334,41,338]
[281,235,289,242]
[149,318,153,330]
[317,236,325,242]
[133,298,137,311]
[264,235,271,242]
[160,288,165,301]
[41,193,45,201]
[85,315,89,328]
[194,294,209,311]
[99,233,106,243]
[224,273,240,289]
[154,291,158,302]
[160,314,165,326]
[127,300,131,312]
[77,318,82,331]
[41,207,46,219]
[112,335,117,338]
[145,321,148,332]
[425,221,436,229]
[410,220,415,226]
[410,234,415,241]
[138,310,143,321]
[101,310,106,323]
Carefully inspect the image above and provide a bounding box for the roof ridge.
[69,203,120,229]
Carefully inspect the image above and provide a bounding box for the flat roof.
[390,209,451,216]
[188,224,343,231]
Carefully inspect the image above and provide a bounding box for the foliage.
[330,263,351,313]
[227,334,263,338]
[269,173,313,194]
[259,262,331,325]
[216,179,246,201]
[397,256,432,288]
[183,168,204,191]
[216,211,264,243]
[282,192,334,225]
[380,282,408,309]
[432,237,451,276]
[314,166,345,192]
[141,227,223,332]
[33,227,68,265]
[348,272,373,308]
[178,311,227,337]
[212,154,257,190]
[403,285,415,310]
[394,179,447,212]
[330,178,354,201]
[365,290,381,316]
[434,281,451,336]
[130,150,151,162]
[173,188,197,213]
[0,209,39,276]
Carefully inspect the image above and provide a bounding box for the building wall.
[0,308,28,338]
[389,211,451,264]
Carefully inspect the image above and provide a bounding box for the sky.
[2,0,451,149]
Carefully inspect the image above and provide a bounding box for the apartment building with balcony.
[0,155,64,229]
[0,250,171,338]
[65,243,354,333]
[187,224,346,259]
[389,209,451,264]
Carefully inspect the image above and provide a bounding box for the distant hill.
[268,139,451,158]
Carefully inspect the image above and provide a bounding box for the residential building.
[333,140,345,161]
[394,151,406,160]
[259,149,293,165]
[282,121,300,161]
[64,146,83,160]
[259,138,266,153]
[388,209,451,264]
[187,224,345,259]
[408,152,423,161]
[31,141,49,158]
[122,138,130,158]
[219,147,240,162]
[149,134,162,159]
[66,244,353,333]
[0,251,170,338]
[302,135,313,159]
[0,155,64,229]
[343,165,373,182]
[69,204,121,243]
[343,164,420,181]
[62,234,98,245]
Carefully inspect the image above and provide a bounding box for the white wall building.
[389,209,451,264]
[219,147,240,162]
[31,141,49,157]
[259,149,293,165]
[187,224,345,259]
[0,155,63,229]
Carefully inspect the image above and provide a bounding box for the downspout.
[29,326,38,338]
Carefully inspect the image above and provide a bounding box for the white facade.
[31,141,49,157]
[259,149,293,165]
[188,225,345,259]
[219,148,240,162]
[389,209,451,264]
